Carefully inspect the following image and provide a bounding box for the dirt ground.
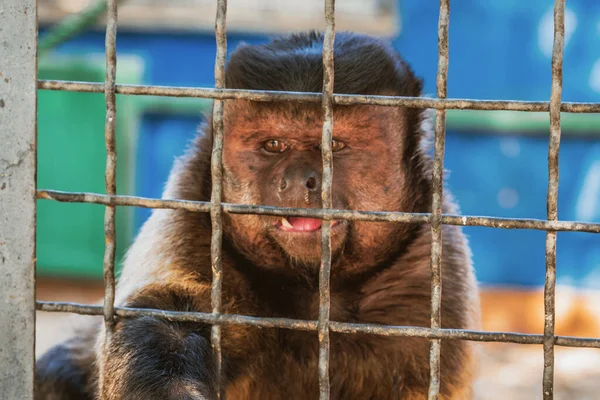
[36,278,600,399]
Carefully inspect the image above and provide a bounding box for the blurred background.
[36,0,600,398]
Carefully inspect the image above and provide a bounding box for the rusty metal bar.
[543,0,565,398]
[35,301,600,348]
[0,0,37,398]
[37,80,600,113]
[318,0,336,398]
[102,0,118,349]
[36,190,600,233]
[28,2,600,399]
[210,0,228,397]
[428,0,450,398]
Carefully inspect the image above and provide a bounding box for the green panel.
[37,55,143,279]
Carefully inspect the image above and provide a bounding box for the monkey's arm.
[98,284,222,400]
[35,331,98,400]
[97,279,261,400]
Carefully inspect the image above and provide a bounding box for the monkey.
[35,31,481,400]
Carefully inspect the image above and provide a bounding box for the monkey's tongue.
[286,217,322,232]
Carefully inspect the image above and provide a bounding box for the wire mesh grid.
[31,0,600,399]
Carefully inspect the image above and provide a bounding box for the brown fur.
[35,31,480,400]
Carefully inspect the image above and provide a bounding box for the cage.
[1,0,600,399]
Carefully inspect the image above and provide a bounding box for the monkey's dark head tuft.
[226,31,423,97]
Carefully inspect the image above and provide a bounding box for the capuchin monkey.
[36,31,480,400]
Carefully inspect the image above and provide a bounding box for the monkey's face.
[221,102,417,273]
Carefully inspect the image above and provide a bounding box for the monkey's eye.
[319,139,347,152]
[262,139,288,153]
[331,139,346,152]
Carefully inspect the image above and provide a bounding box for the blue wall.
[445,132,600,289]
[396,0,600,102]
[40,0,600,288]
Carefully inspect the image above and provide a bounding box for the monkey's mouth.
[275,217,341,232]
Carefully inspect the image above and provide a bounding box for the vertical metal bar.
[99,5,118,396]
[211,0,228,398]
[319,1,335,399]
[0,0,37,398]
[543,0,565,398]
[102,0,118,338]
[428,0,450,399]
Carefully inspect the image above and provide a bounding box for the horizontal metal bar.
[36,301,600,348]
[37,80,600,113]
[36,190,600,233]
[38,301,316,330]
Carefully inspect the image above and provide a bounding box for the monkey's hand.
[98,285,218,400]
[35,334,98,400]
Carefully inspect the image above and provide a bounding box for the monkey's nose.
[279,169,321,193]
[305,176,318,191]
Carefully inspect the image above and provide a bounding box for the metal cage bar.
[21,0,600,398]
[102,0,118,341]
[210,0,228,398]
[543,0,565,398]
[35,190,600,233]
[36,80,600,113]
[317,1,336,398]
[0,0,38,398]
[35,300,600,348]
[428,0,450,398]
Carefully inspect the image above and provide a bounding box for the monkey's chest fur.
[217,276,456,400]
[224,330,420,400]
